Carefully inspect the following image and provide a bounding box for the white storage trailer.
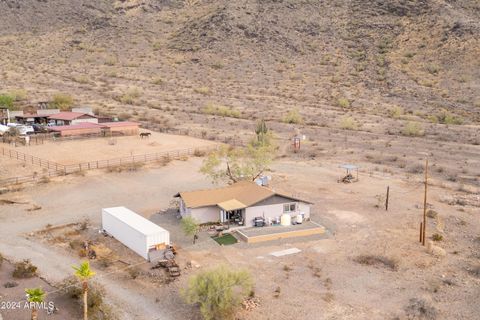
[102,207,170,260]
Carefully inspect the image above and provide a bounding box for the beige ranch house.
[175,181,312,227]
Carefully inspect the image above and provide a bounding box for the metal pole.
[422,158,428,246]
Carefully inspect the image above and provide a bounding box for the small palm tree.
[73,261,95,320]
[25,287,45,320]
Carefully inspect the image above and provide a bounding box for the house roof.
[176,181,312,209]
[48,123,102,131]
[15,114,49,118]
[48,112,96,121]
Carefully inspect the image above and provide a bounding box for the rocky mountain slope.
[0,0,479,124]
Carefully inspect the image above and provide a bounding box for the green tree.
[73,261,95,320]
[181,216,200,244]
[25,287,45,320]
[201,138,275,184]
[182,265,253,320]
[0,94,14,109]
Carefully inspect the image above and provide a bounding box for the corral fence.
[0,145,218,187]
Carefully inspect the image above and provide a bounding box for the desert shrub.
[12,259,38,278]
[431,233,443,241]
[470,265,480,277]
[69,239,84,250]
[282,109,304,124]
[389,106,404,118]
[202,104,241,118]
[39,176,51,184]
[182,265,253,320]
[404,298,437,320]
[402,122,424,136]
[337,97,350,108]
[340,117,358,130]
[4,281,18,288]
[152,78,163,85]
[426,64,441,75]
[118,112,132,120]
[50,93,74,110]
[194,87,210,95]
[426,209,438,218]
[127,267,141,279]
[436,110,463,125]
[0,94,14,109]
[119,87,142,105]
[354,255,398,271]
[193,149,206,157]
[8,89,27,101]
[0,253,3,268]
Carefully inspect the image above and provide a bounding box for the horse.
[140,132,151,139]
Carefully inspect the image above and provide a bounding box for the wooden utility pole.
[419,222,423,243]
[422,158,428,246]
[385,186,390,211]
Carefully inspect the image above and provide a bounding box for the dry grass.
[354,254,399,271]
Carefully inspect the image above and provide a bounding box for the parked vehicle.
[7,123,34,135]
[0,124,8,136]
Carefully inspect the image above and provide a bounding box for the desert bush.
[118,112,132,120]
[426,209,438,218]
[354,255,398,271]
[340,117,358,130]
[182,265,253,320]
[50,93,74,110]
[152,77,163,85]
[282,109,304,124]
[12,259,38,278]
[39,176,51,184]
[202,104,241,118]
[389,106,404,118]
[9,89,27,101]
[431,233,443,241]
[404,298,437,320]
[193,149,206,157]
[194,87,210,95]
[4,281,18,288]
[470,265,480,277]
[69,239,84,250]
[402,122,424,136]
[426,64,441,75]
[120,87,142,105]
[337,97,350,108]
[0,94,14,109]
[0,253,3,268]
[127,267,141,279]
[437,110,463,125]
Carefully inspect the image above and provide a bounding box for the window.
[283,203,297,213]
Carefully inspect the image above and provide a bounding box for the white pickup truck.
[6,123,34,135]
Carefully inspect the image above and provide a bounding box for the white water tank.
[280,214,291,226]
[296,214,303,224]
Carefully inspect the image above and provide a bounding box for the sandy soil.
[9,131,217,165]
[0,157,478,320]
[0,260,79,320]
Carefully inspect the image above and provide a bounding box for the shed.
[102,207,170,260]
[102,121,139,136]
[48,123,103,136]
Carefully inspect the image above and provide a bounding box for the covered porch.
[218,199,247,226]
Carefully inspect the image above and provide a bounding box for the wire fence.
[0,145,218,187]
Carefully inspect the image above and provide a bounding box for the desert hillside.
[0,0,479,150]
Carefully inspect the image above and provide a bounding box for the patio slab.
[235,221,325,243]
